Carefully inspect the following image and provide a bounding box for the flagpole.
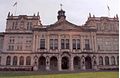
[15,3,17,16]
[13,2,18,16]
[107,5,110,17]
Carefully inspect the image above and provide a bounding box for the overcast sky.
[0,0,119,31]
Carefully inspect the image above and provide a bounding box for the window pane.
[111,56,115,65]
[19,56,24,65]
[50,39,54,49]
[72,39,76,49]
[66,39,69,49]
[26,56,31,65]
[77,39,80,49]
[6,56,11,65]
[54,39,58,49]
[117,56,119,65]
[40,39,45,49]
[13,56,17,65]
[61,39,65,49]
[99,56,103,65]
[85,39,90,50]
[105,56,109,65]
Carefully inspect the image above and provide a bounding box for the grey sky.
[0,0,119,31]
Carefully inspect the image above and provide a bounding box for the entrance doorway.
[85,56,92,69]
[50,56,58,70]
[73,56,81,70]
[61,57,69,70]
[38,56,46,71]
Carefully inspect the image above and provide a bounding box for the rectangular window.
[85,39,90,50]
[54,39,58,49]
[61,39,65,49]
[72,39,76,49]
[77,39,80,49]
[8,45,14,51]
[40,39,45,49]
[72,39,80,50]
[50,39,54,49]
[9,39,15,44]
[50,39,58,50]
[66,39,69,49]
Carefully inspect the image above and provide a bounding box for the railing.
[0,65,33,71]
[37,48,93,53]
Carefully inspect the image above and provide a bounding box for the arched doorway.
[38,56,46,71]
[74,56,81,70]
[50,56,58,70]
[85,56,92,69]
[62,56,69,70]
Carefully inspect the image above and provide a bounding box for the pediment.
[47,20,83,31]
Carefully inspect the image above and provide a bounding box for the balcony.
[49,49,59,53]
[72,49,82,53]
[82,48,93,53]
[60,49,70,52]
[37,48,47,52]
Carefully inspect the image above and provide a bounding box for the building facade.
[0,9,119,71]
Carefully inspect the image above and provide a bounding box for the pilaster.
[70,56,74,71]
[58,57,61,71]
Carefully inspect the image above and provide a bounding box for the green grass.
[0,71,118,78]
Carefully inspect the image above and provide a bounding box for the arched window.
[99,56,103,65]
[0,56,1,65]
[111,56,115,65]
[6,56,11,65]
[26,56,31,65]
[13,56,17,65]
[105,56,109,65]
[117,56,119,65]
[19,56,24,65]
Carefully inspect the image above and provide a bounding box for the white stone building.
[0,8,119,71]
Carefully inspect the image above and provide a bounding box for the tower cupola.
[57,4,66,20]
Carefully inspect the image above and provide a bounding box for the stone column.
[33,35,37,52]
[3,35,8,52]
[90,33,94,51]
[81,58,85,70]
[46,34,49,51]
[58,57,62,71]
[109,56,112,66]
[103,56,105,66]
[94,33,97,52]
[58,35,61,51]
[33,57,38,71]
[17,56,19,66]
[92,58,98,70]
[35,35,39,52]
[70,56,74,71]
[115,56,118,65]
[70,35,72,52]
[46,57,50,71]
[81,35,84,51]
[11,56,13,65]
[24,56,26,66]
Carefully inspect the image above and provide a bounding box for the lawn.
[0,71,118,78]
